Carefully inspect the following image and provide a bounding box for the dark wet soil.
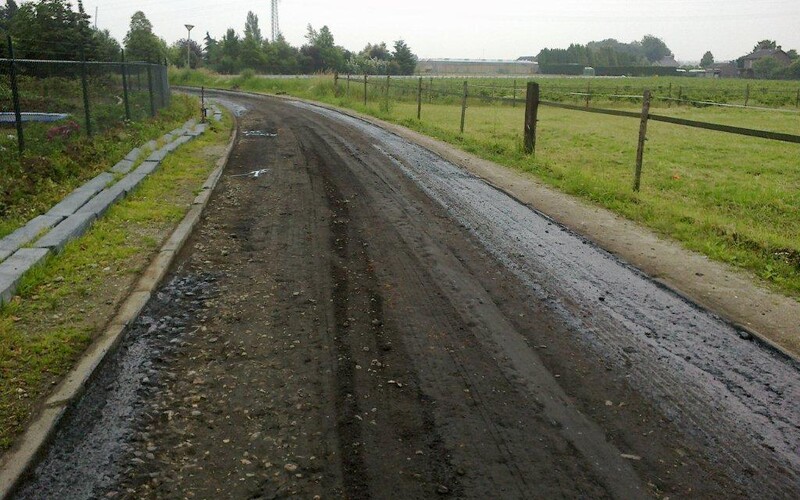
[14,93,800,499]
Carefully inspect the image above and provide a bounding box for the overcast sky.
[80,0,800,62]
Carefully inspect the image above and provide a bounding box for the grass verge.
[0,109,232,451]
[173,70,800,300]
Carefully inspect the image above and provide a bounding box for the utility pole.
[271,0,280,42]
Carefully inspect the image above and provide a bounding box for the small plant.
[46,121,81,142]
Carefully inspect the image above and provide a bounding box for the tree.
[7,0,91,60]
[787,49,798,60]
[700,51,714,68]
[124,11,162,62]
[91,28,121,61]
[244,11,262,45]
[753,40,777,52]
[360,42,391,61]
[641,35,671,63]
[392,40,417,75]
[302,24,344,72]
[752,56,782,79]
[170,38,203,68]
[218,28,241,73]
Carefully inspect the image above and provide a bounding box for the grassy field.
[0,109,231,450]
[173,70,800,299]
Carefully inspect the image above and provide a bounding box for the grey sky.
[82,0,800,62]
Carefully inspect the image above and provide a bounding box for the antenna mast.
[271,0,280,42]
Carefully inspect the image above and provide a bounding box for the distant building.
[654,55,680,67]
[741,48,791,69]
[709,61,739,78]
[416,59,538,76]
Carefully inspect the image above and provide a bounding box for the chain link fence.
[1,55,170,154]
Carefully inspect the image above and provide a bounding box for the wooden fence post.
[744,84,750,107]
[633,89,651,192]
[385,74,390,108]
[334,72,339,95]
[795,88,799,107]
[6,34,24,154]
[346,74,350,98]
[429,77,433,103]
[363,74,368,106]
[585,81,591,108]
[523,82,539,155]
[460,80,468,134]
[417,77,423,120]
[667,82,672,108]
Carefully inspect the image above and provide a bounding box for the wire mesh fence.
[0,55,170,153]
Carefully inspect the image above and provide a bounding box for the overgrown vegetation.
[0,94,197,239]
[174,70,800,299]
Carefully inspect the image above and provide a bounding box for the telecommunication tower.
[271,0,280,42]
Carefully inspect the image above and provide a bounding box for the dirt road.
[14,93,800,499]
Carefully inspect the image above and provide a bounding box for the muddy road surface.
[15,93,800,499]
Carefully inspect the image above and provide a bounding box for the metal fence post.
[80,45,93,137]
[385,74,390,109]
[363,74,368,106]
[121,50,131,120]
[162,58,170,108]
[201,86,206,123]
[6,35,24,154]
[147,62,156,117]
[633,89,652,192]
[417,77,423,120]
[512,79,517,108]
[523,82,539,155]
[460,80,468,134]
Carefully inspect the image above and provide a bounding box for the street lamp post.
[185,24,194,69]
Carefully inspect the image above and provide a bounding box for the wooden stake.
[633,89,651,192]
[460,80,468,134]
[417,77,423,120]
[523,82,539,155]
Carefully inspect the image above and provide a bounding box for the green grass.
[0,108,231,450]
[173,70,800,299]
[0,94,197,239]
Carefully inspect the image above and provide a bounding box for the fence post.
[417,77,423,120]
[363,74,368,106]
[667,82,672,108]
[346,74,350,98]
[80,45,92,137]
[460,80,468,134]
[201,86,206,123]
[744,84,751,107]
[429,77,433,103]
[334,72,339,95]
[162,58,170,108]
[633,89,651,192]
[385,74,390,108]
[585,81,591,108]
[6,35,24,154]
[677,86,682,106]
[147,62,156,117]
[120,50,131,120]
[512,79,517,107]
[523,82,539,155]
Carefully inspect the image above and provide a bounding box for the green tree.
[170,38,203,68]
[244,11,263,45]
[8,0,90,60]
[392,39,417,75]
[91,28,121,61]
[786,49,798,60]
[124,11,162,62]
[752,56,782,79]
[700,51,714,68]
[302,24,344,72]
[753,40,777,52]
[641,35,671,63]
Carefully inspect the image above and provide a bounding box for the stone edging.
[0,109,232,499]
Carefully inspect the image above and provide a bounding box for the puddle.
[243,130,277,138]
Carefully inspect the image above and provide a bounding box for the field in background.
[172,69,800,299]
